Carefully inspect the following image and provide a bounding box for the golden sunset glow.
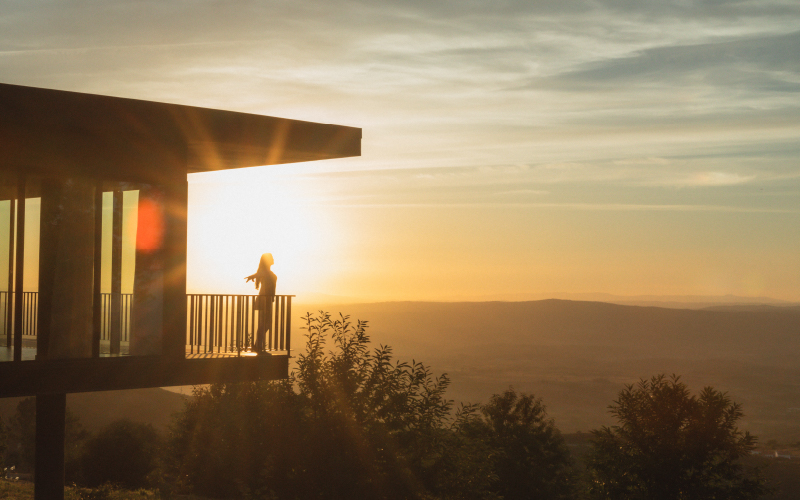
[1,2,798,305]
[187,168,345,296]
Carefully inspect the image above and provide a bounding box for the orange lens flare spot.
[136,198,164,252]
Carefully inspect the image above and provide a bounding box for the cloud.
[1,0,798,194]
[653,171,757,187]
[314,201,798,213]
[535,30,800,91]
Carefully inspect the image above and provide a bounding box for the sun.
[187,169,334,296]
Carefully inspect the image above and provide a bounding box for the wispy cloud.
[315,202,798,213]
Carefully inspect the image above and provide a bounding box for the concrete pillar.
[37,178,96,359]
[163,179,188,359]
[34,393,66,500]
[131,186,165,356]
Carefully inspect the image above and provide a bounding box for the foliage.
[0,477,31,500]
[164,311,507,499]
[294,312,462,499]
[5,397,88,481]
[463,388,574,500]
[0,414,6,472]
[6,397,35,472]
[0,480,162,500]
[162,379,301,498]
[79,419,161,490]
[69,482,118,500]
[586,374,767,500]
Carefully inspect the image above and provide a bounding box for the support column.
[6,197,15,347]
[110,190,123,355]
[132,187,164,356]
[37,178,96,359]
[163,178,188,359]
[34,393,66,500]
[92,182,102,357]
[13,176,25,362]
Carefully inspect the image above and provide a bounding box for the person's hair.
[257,253,274,273]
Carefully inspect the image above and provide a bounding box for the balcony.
[0,292,294,361]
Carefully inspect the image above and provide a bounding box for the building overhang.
[0,82,361,190]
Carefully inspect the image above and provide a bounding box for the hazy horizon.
[289,290,800,306]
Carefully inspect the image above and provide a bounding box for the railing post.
[187,295,193,355]
[249,295,255,351]
[286,295,292,357]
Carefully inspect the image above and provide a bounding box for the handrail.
[1,292,293,357]
[187,294,294,356]
[0,291,38,339]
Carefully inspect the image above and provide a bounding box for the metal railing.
[1,292,132,345]
[100,293,133,343]
[0,292,293,356]
[0,291,39,340]
[187,294,293,355]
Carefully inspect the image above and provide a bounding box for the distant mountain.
[300,292,799,309]
[702,304,800,313]
[294,300,800,441]
[300,299,800,361]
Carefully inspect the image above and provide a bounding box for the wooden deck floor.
[186,350,289,359]
[0,347,36,362]
[1,347,288,362]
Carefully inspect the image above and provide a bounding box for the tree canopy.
[464,388,574,500]
[586,374,766,500]
[163,312,574,500]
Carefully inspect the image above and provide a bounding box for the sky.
[1,0,799,302]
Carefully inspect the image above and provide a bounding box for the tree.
[6,397,87,479]
[162,379,303,498]
[6,397,35,472]
[164,311,497,500]
[79,419,161,489]
[467,389,574,500]
[586,374,766,500]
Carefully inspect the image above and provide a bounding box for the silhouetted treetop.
[587,374,766,500]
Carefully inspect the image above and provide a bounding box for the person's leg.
[255,296,266,352]
[264,298,274,350]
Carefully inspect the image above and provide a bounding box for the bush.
[80,419,161,490]
[0,415,6,472]
[5,397,87,481]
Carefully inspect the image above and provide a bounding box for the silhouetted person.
[245,253,277,352]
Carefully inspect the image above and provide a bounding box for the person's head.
[258,253,274,271]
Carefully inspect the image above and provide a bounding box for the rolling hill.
[295,300,800,441]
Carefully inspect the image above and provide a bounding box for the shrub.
[80,419,161,490]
